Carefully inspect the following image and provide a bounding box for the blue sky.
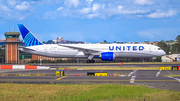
[0,0,180,43]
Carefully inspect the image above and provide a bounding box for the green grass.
[166,75,180,77]
[0,83,179,101]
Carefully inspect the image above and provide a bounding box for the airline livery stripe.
[29,34,35,46]
[27,35,33,46]
[34,38,37,46]
[24,33,33,46]
[31,37,36,46]
[24,32,43,46]
[27,35,31,46]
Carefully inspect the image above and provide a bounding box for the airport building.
[161,54,180,62]
[52,37,85,44]
[53,37,64,43]
[3,32,22,63]
[3,31,62,64]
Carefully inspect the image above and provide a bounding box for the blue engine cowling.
[100,52,115,61]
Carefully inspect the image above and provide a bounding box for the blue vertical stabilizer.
[17,24,43,46]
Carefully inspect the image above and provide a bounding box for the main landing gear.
[86,60,95,63]
[87,54,95,63]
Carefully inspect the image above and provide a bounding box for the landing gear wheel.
[90,60,95,63]
[86,60,91,63]
[86,60,95,63]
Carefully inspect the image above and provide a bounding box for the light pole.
[1,47,5,64]
[40,59,42,65]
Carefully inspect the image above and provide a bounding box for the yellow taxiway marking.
[56,76,68,80]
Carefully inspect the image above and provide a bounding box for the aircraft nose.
[162,50,166,56]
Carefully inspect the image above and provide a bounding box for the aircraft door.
[149,46,153,52]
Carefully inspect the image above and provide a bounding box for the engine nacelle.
[100,52,115,61]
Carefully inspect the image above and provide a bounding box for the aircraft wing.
[18,46,36,51]
[58,44,100,55]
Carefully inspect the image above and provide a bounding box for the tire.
[90,60,95,63]
[86,60,90,63]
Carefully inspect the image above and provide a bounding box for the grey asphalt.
[0,69,180,91]
[41,63,180,67]
[0,70,133,76]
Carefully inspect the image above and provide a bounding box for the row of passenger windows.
[44,48,108,50]
[43,47,162,51]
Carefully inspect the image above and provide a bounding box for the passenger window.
[158,48,161,50]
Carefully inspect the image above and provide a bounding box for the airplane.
[17,24,166,63]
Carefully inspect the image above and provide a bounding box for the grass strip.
[165,75,180,77]
[0,83,179,101]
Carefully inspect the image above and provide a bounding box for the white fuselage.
[19,44,166,59]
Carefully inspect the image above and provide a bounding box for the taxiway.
[0,69,180,91]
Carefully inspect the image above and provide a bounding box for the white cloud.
[92,3,100,13]
[15,1,30,10]
[30,0,63,5]
[64,0,79,8]
[6,0,17,6]
[0,10,29,21]
[0,5,11,11]
[0,1,34,20]
[121,9,148,15]
[102,4,105,9]
[44,8,70,19]
[57,7,63,11]
[43,1,178,19]
[79,7,91,14]
[18,16,25,20]
[118,6,123,10]
[134,0,153,5]
[44,4,149,19]
[107,5,148,15]
[86,14,99,19]
[147,10,177,18]
[85,0,93,6]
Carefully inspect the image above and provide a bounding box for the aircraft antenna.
[9,22,10,32]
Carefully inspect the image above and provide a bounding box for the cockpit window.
[158,48,161,50]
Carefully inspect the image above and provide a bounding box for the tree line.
[158,35,180,55]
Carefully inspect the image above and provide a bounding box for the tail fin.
[17,24,43,47]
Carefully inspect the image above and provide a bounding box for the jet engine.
[100,52,115,61]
